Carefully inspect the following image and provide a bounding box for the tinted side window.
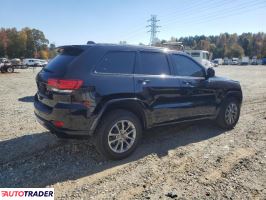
[139,52,170,75]
[96,51,135,74]
[172,55,204,77]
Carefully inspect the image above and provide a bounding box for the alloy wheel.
[225,103,238,125]
[108,120,136,153]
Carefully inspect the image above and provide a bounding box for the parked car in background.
[0,58,9,63]
[185,50,213,67]
[212,61,218,67]
[10,58,21,65]
[240,57,249,65]
[0,59,14,73]
[232,58,239,65]
[34,43,243,160]
[39,60,48,67]
[262,57,266,65]
[223,57,230,65]
[213,58,223,65]
[251,56,258,65]
[23,58,42,67]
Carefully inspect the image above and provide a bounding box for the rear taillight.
[47,79,83,90]
[53,120,64,128]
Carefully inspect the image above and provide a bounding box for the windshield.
[191,52,200,57]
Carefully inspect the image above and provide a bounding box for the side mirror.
[206,67,215,78]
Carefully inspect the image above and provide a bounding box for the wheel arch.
[215,90,242,118]
[90,98,149,135]
[225,90,243,103]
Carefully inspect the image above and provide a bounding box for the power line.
[146,15,161,45]
[121,0,235,43]
[120,0,265,43]
[120,0,222,41]
[187,4,266,27]
[162,0,265,27]
[159,0,229,22]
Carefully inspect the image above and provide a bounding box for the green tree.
[226,44,244,58]
[261,38,266,58]
[197,40,211,51]
[31,28,49,51]
[23,28,35,57]
[48,43,57,59]
[0,28,8,57]
[6,28,21,58]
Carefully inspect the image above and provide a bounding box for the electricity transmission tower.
[146,15,160,46]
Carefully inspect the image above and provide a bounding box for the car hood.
[214,76,239,83]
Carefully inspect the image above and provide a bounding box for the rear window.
[95,51,135,74]
[44,47,83,74]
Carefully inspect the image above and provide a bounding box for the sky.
[0,0,265,46]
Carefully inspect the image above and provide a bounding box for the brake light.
[48,79,83,90]
[53,120,64,128]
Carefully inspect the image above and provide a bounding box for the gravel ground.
[0,66,265,200]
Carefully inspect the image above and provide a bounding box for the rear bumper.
[34,94,97,136]
[35,113,91,136]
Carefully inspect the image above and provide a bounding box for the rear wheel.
[94,110,142,160]
[6,66,14,73]
[216,98,240,129]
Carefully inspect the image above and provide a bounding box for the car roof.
[185,50,209,53]
[57,43,187,55]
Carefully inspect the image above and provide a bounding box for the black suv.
[34,44,242,159]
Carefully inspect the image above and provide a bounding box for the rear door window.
[138,52,170,75]
[95,51,135,74]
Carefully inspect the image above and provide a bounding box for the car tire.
[216,98,240,130]
[6,67,14,73]
[94,109,142,160]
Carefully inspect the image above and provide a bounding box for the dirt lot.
[0,66,265,199]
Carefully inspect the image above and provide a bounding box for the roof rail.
[162,42,184,51]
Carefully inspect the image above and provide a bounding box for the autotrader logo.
[0,188,54,200]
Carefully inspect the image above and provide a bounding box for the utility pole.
[146,15,160,46]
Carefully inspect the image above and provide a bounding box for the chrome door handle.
[182,81,194,87]
[138,79,150,84]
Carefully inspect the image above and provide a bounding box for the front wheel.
[94,110,142,160]
[216,98,240,129]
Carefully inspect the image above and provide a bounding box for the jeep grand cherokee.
[34,44,242,159]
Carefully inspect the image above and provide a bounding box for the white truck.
[240,57,249,65]
[185,50,213,67]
